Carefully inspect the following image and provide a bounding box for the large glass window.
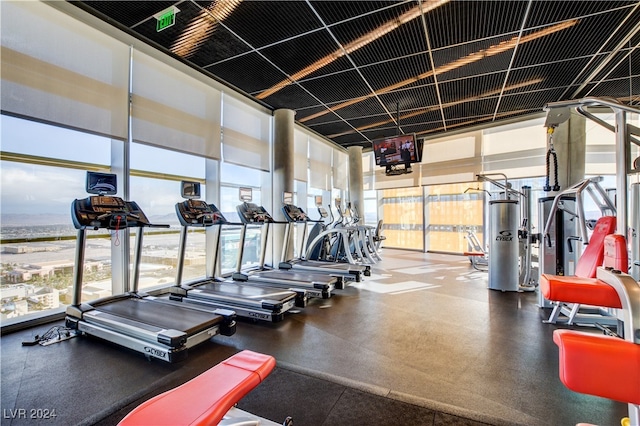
[426,183,483,253]
[1,115,111,164]
[380,187,423,250]
[1,116,114,321]
[219,163,266,274]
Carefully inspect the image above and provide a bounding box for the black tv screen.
[372,134,421,166]
[86,172,117,195]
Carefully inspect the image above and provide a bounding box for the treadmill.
[279,203,368,282]
[65,172,236,363]
[168,181,301,322]
[232,201,340,299]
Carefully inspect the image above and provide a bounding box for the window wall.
[426,183,484,253]
[380,187,424,250]
[0,113,116,320]
[219,163,266,273]
[371,112,626,255]
[0,1,292,325]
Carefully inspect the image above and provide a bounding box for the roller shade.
[374,167,420,189]
[132,51,221,159]
[222,95,271,171]
[309,136,332,190]
[1,1,129,139]
[362,152,375,190]
[585,113,616,175]
[481,119,546,178]
[333,149,349,190]
[294,129,309,182]
[421,135,481,185]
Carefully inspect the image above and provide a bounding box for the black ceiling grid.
[437,72,509,106]
[219,1,322,50]
[422,1,530,49]
[74,1,640,148]
[309,1,409,26]
[204,52,286,95]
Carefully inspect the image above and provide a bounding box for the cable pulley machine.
[544,126,561,192]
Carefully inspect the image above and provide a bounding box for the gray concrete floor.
[0,249,629,425]
[220,249,628,426]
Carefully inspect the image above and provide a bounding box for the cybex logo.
[495,230,513,242]
[248,312,270,320]
[144,347,168,360]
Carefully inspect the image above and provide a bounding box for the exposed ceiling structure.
[73,1,640,148]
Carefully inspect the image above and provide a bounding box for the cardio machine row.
[65,172,372,363]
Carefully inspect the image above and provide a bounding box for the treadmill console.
[72,196,151,230]
[237,202,273,224]
[175,199,225,227]
[317,207,329,218]
[283,204,308,222]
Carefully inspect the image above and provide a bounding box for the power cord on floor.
[22,326,76,346]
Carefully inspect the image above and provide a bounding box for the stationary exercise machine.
[65,172,235,363]
[537,194,576,307]
[279,198,368,283]
[169,181,299,323]
[232,189,339,299]
[475,174,538,292]
[305,199,379,266]
[118,350,292,426]
[542,97,640,426]
[539,177,617,319]
[552,236,639,426]
[630,182,639,281]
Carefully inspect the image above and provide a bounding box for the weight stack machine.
[537,196,577,308]
[631,183,639,281]
[488,199,519,292]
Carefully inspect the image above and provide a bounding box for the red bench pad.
[539,274,622,308]
[118,350,276,426]
[554,330,640,405]
[574,216,616,278]
[464,252,485,257]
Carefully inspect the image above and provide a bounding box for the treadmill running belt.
[95,298,222,335]
[256,270,336,283]
[197,282,295,300]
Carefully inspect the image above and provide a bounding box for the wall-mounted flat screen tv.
[372,134,422,166]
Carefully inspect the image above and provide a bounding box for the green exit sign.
[154,6,179,32]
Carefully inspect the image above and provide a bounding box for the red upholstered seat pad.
[539,274,622,308]
[554,330,640,405]
[118,350,276,426]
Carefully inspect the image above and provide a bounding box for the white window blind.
[333,149,349,190]
[373,167,420,189]
[294,129,309,182]
[132,51,221,159]
[222,95,271,171]
[421,135,481,185]
[309,137,332,190]
[585,113,616,175]
[1,1,129,139]
[362,152,375,190]
[482,118,547,178]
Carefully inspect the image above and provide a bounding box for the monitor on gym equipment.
[181,181,201,199]
[86,172,117,195]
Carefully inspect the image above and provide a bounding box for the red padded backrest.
[554,329,640,405]
[574,216,616,278]
[603,234,629,272]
